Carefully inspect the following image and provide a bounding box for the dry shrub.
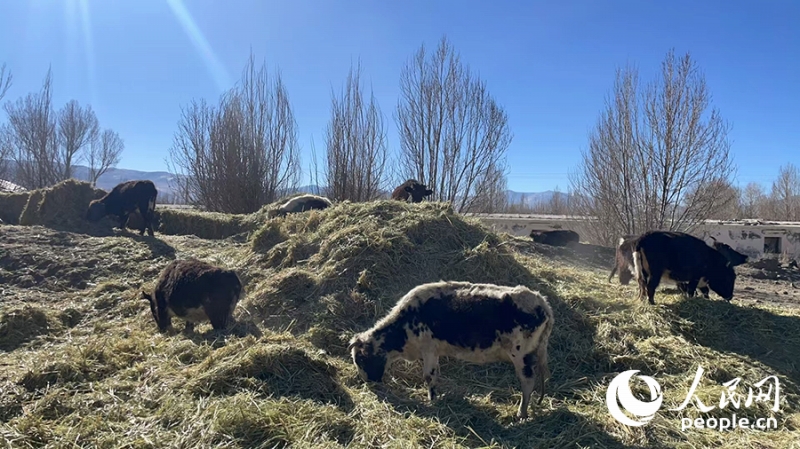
[17,179,107,232]
[0,190,31,224]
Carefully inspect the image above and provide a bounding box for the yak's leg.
[510,352,537,420]
[421,353,441,401]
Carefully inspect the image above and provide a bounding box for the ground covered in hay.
[1,198,800,448]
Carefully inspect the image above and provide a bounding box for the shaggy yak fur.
[141,258,243,332]
[632,230,737,304]
[348,280,554,420]
[529,229,580,247]
[391,179,434,203]
[86,180,158,236]
[269,194,332,218]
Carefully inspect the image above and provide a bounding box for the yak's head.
[348,333,387,382]
[140,290,168,331]
[404,183,434,203]
[708,263,737,302]
[85,200,106,222]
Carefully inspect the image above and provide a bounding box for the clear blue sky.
[1,0,798,193]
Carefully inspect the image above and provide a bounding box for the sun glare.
[166,0,231,92]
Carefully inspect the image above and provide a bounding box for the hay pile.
[0,190,30,224]
[14,179,108,233]
[245,200,538,337]
[155,208,260,239]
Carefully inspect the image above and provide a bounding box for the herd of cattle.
[13,176,752,420]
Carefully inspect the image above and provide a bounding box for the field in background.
[1,181,800,448]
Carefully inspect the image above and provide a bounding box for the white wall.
[697,224,800,260]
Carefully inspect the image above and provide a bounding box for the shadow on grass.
[666,297,800,389]
[122,231,177,259]
[374,388,653,449]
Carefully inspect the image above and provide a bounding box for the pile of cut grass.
[2,203,800,448]
[14,179,109,233]
[0,190,30,224]
[245,200,538,336]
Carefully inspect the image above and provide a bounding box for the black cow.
[632,230,737,304]
[86,180,158,236]
[529,229,580,247]
[391,179,434,203]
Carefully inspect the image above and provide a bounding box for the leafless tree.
[467,162,509,213]
[768,163,800,221]
[395,36,512,213]
[58,100,99,179]
[740,182,766,219]
[167,52,301,213]
[683,178,740,219]
[323,60,388,202]
[86,129,123,186]
[0,63,11,103]
[3,68,60,189]
[569,50,734,246]
[0,63,11,179]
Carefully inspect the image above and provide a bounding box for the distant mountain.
[2,161,568,207]
[506,190,572,207]
[73,166,180,196]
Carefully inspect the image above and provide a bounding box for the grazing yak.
[611,233,749,299]
[348,280,554,420]
[269,194,332,218]
[391,179,434,203]
[529,229,580,247]
[141,258,243,333]
[608,235,639,285]
[632,230,737,304]
[86,180,158,236]
[709,236,749,267]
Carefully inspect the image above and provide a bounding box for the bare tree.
[86,129,123,186]
[570,49,734,245]
[768,163,800,221]
[168,52,301,213]
[4,68,60,189]
[58,100,99,179]
[740,182,766,219]
[467,162,509,213]
[0,63,11,103]
[395,36,512,212]
[683,178,740,219]
[323,60,388,202]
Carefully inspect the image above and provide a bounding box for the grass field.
[1,182,799,448]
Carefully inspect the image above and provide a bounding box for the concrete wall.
[468,214,589,239]
[469,213,800,260]
[696,223,800,260]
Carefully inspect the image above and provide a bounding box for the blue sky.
[1,0,798,193]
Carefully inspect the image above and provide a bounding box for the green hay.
[0,190,30,224]
[246,200,531,333]
[17,179,107,232]
[156,208,258,239]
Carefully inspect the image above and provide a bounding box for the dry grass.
[1,200,799,448]
[0,190,30,225]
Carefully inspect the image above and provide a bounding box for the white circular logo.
[606,370,664,426]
